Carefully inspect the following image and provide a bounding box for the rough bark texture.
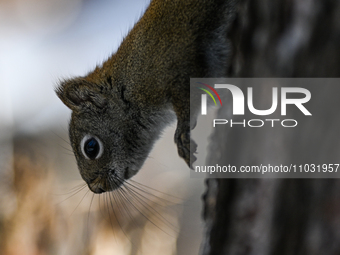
[201,0,340,254]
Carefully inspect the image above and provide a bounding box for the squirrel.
[56,0,236,194]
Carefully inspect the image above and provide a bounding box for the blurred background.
[0,0,206,254]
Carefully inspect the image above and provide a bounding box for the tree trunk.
[201,0,340,254]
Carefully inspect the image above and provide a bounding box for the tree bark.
[201,0,340,254]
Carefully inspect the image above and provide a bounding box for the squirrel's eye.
[80,135,104,160]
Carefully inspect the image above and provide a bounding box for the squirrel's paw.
[174,122,197,168]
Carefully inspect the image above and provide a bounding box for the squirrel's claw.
[174,122,197,168]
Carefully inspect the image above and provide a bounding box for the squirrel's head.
[56,77,163,194]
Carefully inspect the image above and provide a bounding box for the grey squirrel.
[56,0,236,193]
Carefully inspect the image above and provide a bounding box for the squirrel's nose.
[88,182,106,194]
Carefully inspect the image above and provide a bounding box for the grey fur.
[56,0,237,193]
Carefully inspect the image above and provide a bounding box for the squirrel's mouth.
[88,183,106,194]
[87,174,123,194]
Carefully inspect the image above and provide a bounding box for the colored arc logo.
[197,82,222,106]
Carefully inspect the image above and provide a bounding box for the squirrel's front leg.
[172,92,197,168]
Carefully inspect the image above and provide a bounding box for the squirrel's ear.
[55,78,107,112]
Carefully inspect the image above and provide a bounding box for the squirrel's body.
[56,0,236,193]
